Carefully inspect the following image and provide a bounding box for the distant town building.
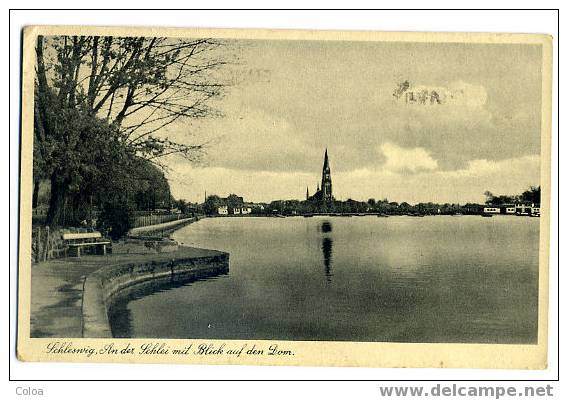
[218,206,228,215]
[481,203,542,217]
[503,206,516,214]
[212,200,258,216]
[516,204,532,215]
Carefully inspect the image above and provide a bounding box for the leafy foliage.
[484,186,541,206]
[203,195,222,215]
[34,34,233,227]
[97,200,134,240]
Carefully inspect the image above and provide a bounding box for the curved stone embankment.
[128,217,198,237]
[81,250,229,338]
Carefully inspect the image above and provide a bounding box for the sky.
[163,39,543,204]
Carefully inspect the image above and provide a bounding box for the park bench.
[62,231,111,258]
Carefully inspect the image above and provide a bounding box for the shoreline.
[128,216,199,237]
[30,218,229,338]
[82,249,229,338]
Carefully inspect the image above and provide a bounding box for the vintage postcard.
[17,25,552,368]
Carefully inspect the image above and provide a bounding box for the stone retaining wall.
[81,251,229,338]
[128,217,198,237]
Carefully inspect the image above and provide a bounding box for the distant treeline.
[263,199,478,216]
[203,186,541,216]
[484,186,540,206]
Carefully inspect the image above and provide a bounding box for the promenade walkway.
[128,216,197,236]
[30,245,223,338]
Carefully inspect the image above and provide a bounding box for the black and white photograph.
[16,26,552,368]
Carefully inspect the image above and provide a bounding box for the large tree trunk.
[32,179,40,209]
[46,173,70,227]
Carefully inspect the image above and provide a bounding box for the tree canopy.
[484,186,541,206]
[34,34,233,226]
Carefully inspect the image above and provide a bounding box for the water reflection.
[320,221,333,233]
[320,221,333,282]
[118,216,539,343]
[108,271,228,338]
[322,237,333,281]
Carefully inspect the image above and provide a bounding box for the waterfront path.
[129,216,197,236]
[30,245,224,338]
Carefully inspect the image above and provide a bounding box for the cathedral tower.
[321,149,332,203]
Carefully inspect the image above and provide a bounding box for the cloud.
[331,154,540,204]
[176,107,321,173]
[168,155,539,205]
[162,41,541,175]
[380,142,438,173]
[161,40,542,202]
[167,165,316,202]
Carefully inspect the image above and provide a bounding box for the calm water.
[108,215,539,343]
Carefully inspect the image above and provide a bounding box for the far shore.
[205,212,540,218]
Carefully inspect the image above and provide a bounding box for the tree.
[36,105,132,225]
[97,200,134,240]
[521,186,541,204]
[484,186,540,206]
[173,199,191,214]
[226,194,244,208]
[203,195,222,215]
[34,35,232,226]
[129,160,173,211]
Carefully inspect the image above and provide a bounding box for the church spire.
[321,148,332,203]
[323,148,329,171]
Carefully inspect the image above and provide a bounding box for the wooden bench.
[62,232,111,258]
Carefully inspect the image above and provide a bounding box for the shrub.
[97,201,134,240]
